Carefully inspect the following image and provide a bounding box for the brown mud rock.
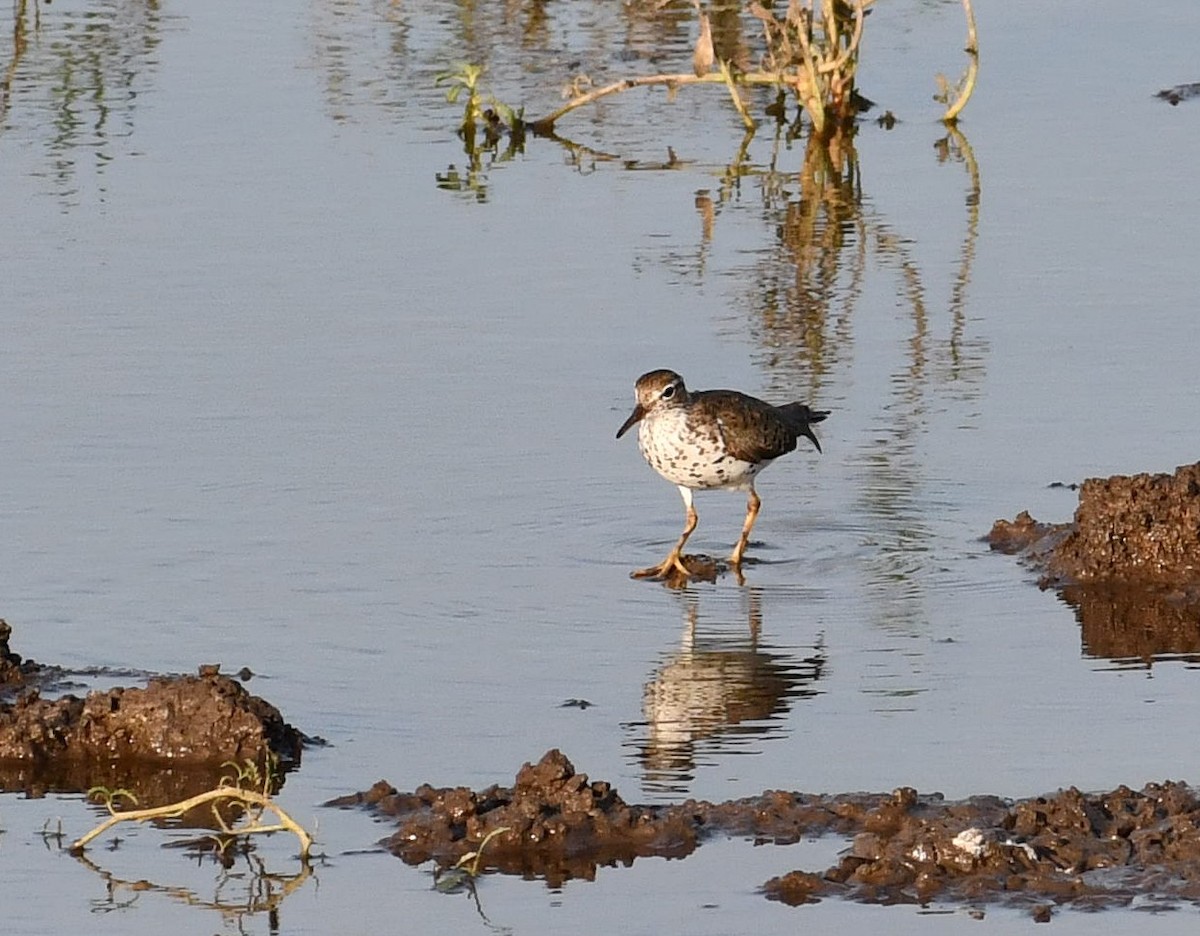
[985,511,1064,558]
[989,463,1200,585]
[336,750,699,887]
[989,464,1200,658]
[0,618,49,689]
[343,752,1200,913]
[0,671,302,792]
[762,869,826,905]
[1050,464,1200,584]
[781,781,1200,913]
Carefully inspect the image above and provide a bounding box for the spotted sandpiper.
[616,369,828,581]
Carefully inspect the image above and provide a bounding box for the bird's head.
[616,369,688,439]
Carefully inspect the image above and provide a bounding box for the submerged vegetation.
[436,63,526,149]
[441,0,978,147]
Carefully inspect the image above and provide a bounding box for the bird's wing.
[691,390,799,463]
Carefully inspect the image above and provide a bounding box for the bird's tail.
[778,403,830,453]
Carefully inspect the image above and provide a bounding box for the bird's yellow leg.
[729,488,761,569]
[632,489,697,580]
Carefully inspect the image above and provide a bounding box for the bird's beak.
[616,404,645,439]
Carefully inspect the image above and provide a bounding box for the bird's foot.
[630,552,691,581]
[632,553,721,587]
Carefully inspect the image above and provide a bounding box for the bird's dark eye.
[661,385,676,399]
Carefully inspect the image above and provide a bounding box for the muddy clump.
[0,622,303,799]
[766,781,1200,914]
[339,750,1200,915]
[332,749,700,886]
[0,618,54,690]
[1047,464,1200,585]
[989,462,1200,586]
[0,673,301,766]
[989,463,1200,661]
[330,749,896,885]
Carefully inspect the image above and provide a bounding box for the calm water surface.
[3,0,1200,932]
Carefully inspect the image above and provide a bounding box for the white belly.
[637,409,766,491]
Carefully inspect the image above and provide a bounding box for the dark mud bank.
[989,462,1200,660]
[336,749,1200,916]
[0,621,302,798]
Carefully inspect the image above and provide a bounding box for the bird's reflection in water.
[625,587,826,795]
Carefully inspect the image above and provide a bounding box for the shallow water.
[3,0,1200,932]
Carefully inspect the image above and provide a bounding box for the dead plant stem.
[530,71,791,134]
[71,787,313,859]
[942,0,978,122]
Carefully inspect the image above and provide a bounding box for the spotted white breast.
[637,407,768,492]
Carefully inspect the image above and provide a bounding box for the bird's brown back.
[688,390,824,464]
